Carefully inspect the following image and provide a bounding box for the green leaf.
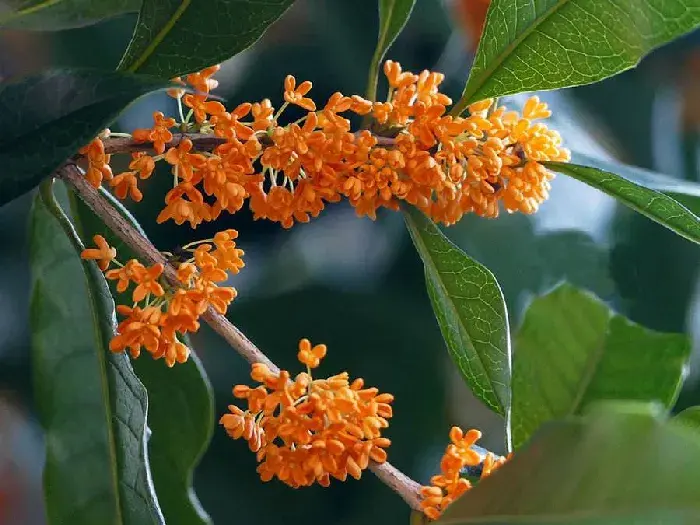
[365,0,416,102]
[403,205,511,418]
[118,0,295,77]
[546,160,700,246]
[437,404,700,524]
[0,0,140,30]
[568,152,700,216]
[68,189,215,525]
[512,283,690,449]
[0,69,169,207]
[452,0,700,113]
[29,181,163,525]
[674,407,700,433]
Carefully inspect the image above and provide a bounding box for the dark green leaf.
[118,0,295,77]
[365,0,416,102]
[437,404,700,524]
[569,152,700,216]
[0,69,169,207]
[512,283,690,449]
[674,407,700,433]
[29,181,163,525]
[403,205,511,418]
[68,189,215,525]
[452,0,700,113]
[0,0,140,30]
[546,160,700,246]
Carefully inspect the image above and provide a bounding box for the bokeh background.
[1,1,700,523]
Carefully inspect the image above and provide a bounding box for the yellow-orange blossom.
[75,60,552,519]
[221,339,393,487]
[80,60,569,229]
[80,230,243,367]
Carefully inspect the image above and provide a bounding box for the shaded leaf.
[365,0,416,101]
[546,160,700,246]
[118,0,295,77]
[68,188,215,525]
[403,205,511,418]
[0,0,140,30]
[674,407,700,433]
[512,283,690,449]
[29,181,163,525]
[0,69,169,207]
[452,0,700,112]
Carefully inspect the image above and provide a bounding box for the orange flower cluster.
[419,427,508,520]
[220,339,393,487]
[79,60,569,229]
[80,230,243,366]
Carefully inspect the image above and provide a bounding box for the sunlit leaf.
[512,283,690,449]
[452,0,700,113]
[438,404,700,524]
[674,407,700,434]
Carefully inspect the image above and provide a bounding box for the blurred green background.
[1,1,700,523]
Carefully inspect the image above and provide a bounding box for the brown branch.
[58,162,423,511]
[98,131,396,156]
[103,133,228,155]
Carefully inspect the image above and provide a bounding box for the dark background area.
[1,1,700,523]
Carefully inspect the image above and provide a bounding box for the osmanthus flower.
[80,235,116,271]
[419,427,509,520]
[79,60,569,230]
[283,75,316,111]
[79,131,113,188]
[220,339,393,487]
[132,111,177,154]
[80,231,244,367]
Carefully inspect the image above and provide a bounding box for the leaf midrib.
[403,209,506,414]
[459,0,569,106]
[123,0,192,73]
[568,318,610,415]
[0,0,61,24]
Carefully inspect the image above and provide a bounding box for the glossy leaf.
[674,407,700,433]
[452,0,700,113]
[0,0,140,30]
[118,0,295,77]
[438,404,700,524]
[68,188,214,525]
[546,160,700,246]
[0,69,169,207]
[512,283,690,449]
[365,0,416,101]
[569,152,700,215]
[403,206,511,417]
[29,181,163,525]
